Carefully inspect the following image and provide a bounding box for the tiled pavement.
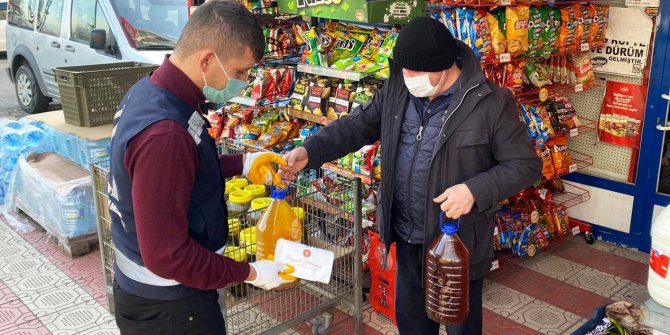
[0,213,651,335]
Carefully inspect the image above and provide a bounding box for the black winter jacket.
[302,41,542,280]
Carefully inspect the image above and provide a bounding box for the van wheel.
[15,64,50,114]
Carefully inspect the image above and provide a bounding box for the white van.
[5,0,188,114]
[0,0,7,53]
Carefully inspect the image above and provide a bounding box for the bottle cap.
[251,197,272,210]
[270,186,288,200]
[244,184,267,197]
[440,215,460,236]
[229,190,253,204]
[228,178,249,190]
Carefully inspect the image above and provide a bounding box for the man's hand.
[243,152,287,186]
[433,184,475,219]
[245,260,294,290]
[278,147,309,181]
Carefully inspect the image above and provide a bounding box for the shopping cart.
[220,139,364,335]
[92,139,364,334]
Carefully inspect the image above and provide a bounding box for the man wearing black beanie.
[280,17,541,335]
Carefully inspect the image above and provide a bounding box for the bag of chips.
[320,29,341,53]
[506,63,524,93]
[303,27,327,66]
[505,6,530,56]
[546,8,561,54]
[329,32,367,64]
[535,146,555,180]
[353,143,379,177]
[594,5,609,44]
[526,7,544,57]
[524,61,552,88]
[289,74,311,111]
[571,52,594,85]
[472,9,494,61]
[582,4,599,44]
[548,135,573,175]
[485,12,506,55]
[305,77,332,116]
[456,8,471,46]
[558,3,584,53]
[440,10,458,38]
[334,82,357,119]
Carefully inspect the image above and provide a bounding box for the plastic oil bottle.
[425,216,470,325]
[256,187,302,290]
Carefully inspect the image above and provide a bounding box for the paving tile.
[508,299,586,335]
[483,281,535,318]
[518,253,585,281]
[549,242,648,284]
[482,308,542,335]
[576,238,619,253]
[611,281,651,305]
[488,263,613,319]
[564,267,630,299]
[609,245,650,264]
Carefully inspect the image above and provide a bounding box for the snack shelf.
[287,108,334,125]
[552,181,590,209]
[514,80,600,104]
[296,63,367,81]
[481,42,604,66]
[428,0,608,9]
[323,163,377,186]
[229,96,258,106]
[565,117,597,138]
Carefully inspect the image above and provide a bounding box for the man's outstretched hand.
[278,147,309,181]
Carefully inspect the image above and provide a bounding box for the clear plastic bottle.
[425,216,470,325]
[256,187,302,290]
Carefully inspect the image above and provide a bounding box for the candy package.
[505,6,530,56]
[571,52,594,85]
[353,143,379,177]
[548,135,573,175]
[535,146,555,180]
[485,12,506,55]
[558,3,584,53]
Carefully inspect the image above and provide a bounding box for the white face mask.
[403,71,445,98]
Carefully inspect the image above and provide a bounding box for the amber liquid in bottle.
[425,217,470,325]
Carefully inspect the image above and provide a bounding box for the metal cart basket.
[91,139,364,334]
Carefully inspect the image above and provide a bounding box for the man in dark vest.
[108,2,290,334]
[280,17,541,334]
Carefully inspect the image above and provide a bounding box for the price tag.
[500,0,512,5]
[570,128,579,137]
[569,164,578,173]
[320,116,329,125]
[574,84,584,93]
[491,260,500,271]
[305,65,313,73]
[572,226,581,235]
[499,53,512,63]
[580,43,590,52]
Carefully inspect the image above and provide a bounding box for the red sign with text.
[598,82,646,148]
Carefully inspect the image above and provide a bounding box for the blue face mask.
[202,53,248,104]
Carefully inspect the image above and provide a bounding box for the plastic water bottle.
[1,129,24,152]
[649,205,670,308]
[21,125,47,147]
[425,215,470,325]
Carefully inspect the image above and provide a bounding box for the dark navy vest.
[108,77,227,300]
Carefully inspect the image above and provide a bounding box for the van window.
[111,0,187,50]
[71,0,113,46]
[37,0,64,36]
[8,0,35,29]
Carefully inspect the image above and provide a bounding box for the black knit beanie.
[393,17,458,72]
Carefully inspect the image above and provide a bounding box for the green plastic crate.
[54,62,157,127]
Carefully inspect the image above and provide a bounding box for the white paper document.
[275,238,335,284]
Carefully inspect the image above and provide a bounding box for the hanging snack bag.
[582,4,599,44]
[506,63,524,93]
[520,104,540,142]
[545,8,561,54]
[474,9,494,61]
[572,52,594,85]
[485,12,506,55]
[548,136,573,175]
[303,27,327,66]
[524,61,551,88]
[374,31,398,64]
[360,33,385,60]
[441,10,459,38]
[329,32,367,64]
[505,6,530,56]
[289,74,311,111]
[305,77,332,116]
[526,7,544,57]
[456,8,471,47]
[535,146,555,180]
[594,5,609,44]
[558,3,584,53]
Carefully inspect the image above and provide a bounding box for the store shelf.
[229,96,258,106]
[515,81,601,104]
[481,42,604,66]
[565,117,597,138]
[552,181,590,209]
[428,0,609,9]
[297,63,367,81]
[287,108,334,126]
[323,163,377,186]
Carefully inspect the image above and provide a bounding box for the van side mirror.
[90,29,107,50]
